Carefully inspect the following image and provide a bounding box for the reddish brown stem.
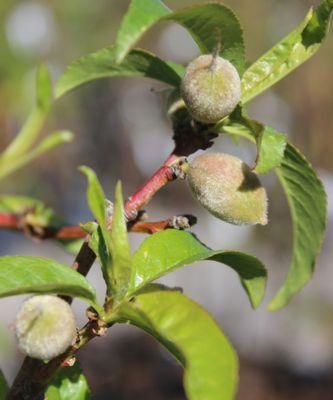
[0,215,191,239]
[124,153,181,219]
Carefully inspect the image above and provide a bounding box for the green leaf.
[36,64,53,112]
[115,288,238,400]
[110,181,132,298]
[128,229,266,309]
[0,369,8,400]
[45,362,91,400]
[79,166,109,237]
[114,0,170,63]
[115,2,246,74]
[268,144,327,310]
[218,108,287,174]
[80,166,113,288]
[55,47,184,98]
[1,65,52,161]
[0,131,73,180]
[0,256,102,313]
[242,0,333,103]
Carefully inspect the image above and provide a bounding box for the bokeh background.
[0,0,333,399]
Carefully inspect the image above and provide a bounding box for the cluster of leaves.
[0,0,331,399]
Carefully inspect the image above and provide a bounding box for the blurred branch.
[0,213,196,238]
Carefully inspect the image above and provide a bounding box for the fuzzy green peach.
[187,153,268,225]
[181,54,241,123]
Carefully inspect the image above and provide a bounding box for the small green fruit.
[181,54,241,123]
[187,153,268,225]
[15,295,77,360]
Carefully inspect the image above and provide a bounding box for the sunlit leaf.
[0,256,102,313]
[109,181,132,298]
[219,108,287,174]
[242,0,333,103]
[268,144,327,310]
[56,47,184,98]
[115,287,238,400]
[115,1,245,74]
[128,230,266,309]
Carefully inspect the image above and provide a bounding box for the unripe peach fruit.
[181,54,241,123]
[187,153,268,225]
[15,295,77,360]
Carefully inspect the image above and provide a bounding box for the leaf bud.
[187,153,268,225]
[181,54,241,124]
[15,295,77,360]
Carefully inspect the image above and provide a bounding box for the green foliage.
[109,182,132,299]
[114,0,170,63]
[116,287,238,400]
[0,370,8,400]
[46,363,92,400]
[127,229,266,309]
[0,65,73,181]
[80,166,113,288]
[56,47,184,98]
[268,144,327,310]
[115,1,245,74]
[0,256,102,314]
[242,0,333,103]
[1,1,332,398]
[219,108,287,174]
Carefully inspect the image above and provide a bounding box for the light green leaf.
[79,166,108,236]
[0,370,8,400]
[115,2,245,74]
[114,0,170,63]
[1,65,52,161]
[218,108,287,174]
[110,181,132,298]
[45,362,91,400]
[242,0,333,103]
[0,131,73,180]
[36,63,53,112]
[268,144,327,310]
[80,166,113,288]
[0,256,102,314]
[128,229,266,309]
[115,288,238,400]
[55,47,184,98]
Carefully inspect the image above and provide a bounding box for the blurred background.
[0,0,332,399]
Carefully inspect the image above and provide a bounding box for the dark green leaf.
[115,2,245,74]
[0,256,102,313]
[128,230,266,309]
[268,144,327,310]
[45,362,91,400]
[114,0,170,63]
[110,181,132,298]
[0,369,8,400]
[115,287,238,400]
[242,0,333,103]
[55,47,184,98]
